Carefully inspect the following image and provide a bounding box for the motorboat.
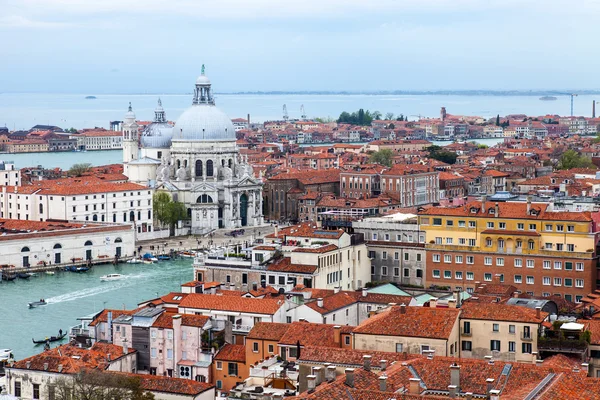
[142,253,158,262]
[28,299,48,308]
[157,255,171,261]
[100,274,123,282]
[18,272,34,279]
[45,271,55,275]
[127,258,142,264]
[32,332,67,345]
[179,251,197,258]
[67,266,89,272]
[142,260,154,264]
[2,274,16,281]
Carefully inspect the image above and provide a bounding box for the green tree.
[426,146,458,164]
[557,149,593,170]
[371,111,382,120]
[69,163,92,177]
[53,370,155,400]
[153,192,189,235]
[385,112,395,120]
[388,123,395,129]
[337,109,374,126]
[495,114,500,126]
[369,149,394,167]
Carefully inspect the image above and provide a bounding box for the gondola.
[32,332,66,345]
[18,273,32,279]
[2,274,16,281]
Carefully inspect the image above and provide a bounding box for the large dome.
[173,104,236,142]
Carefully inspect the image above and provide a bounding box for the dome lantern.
[193,64,214,105]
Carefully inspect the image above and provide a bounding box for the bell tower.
[122,102,139,166]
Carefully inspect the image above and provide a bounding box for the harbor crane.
[283,104,289,121]
[300,105,307,121]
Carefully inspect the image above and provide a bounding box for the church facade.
[123,68,264,234]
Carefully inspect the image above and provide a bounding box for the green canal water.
[0,259,194,360]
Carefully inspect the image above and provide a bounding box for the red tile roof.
[267,257,317,274]
[178,293,284,315]
[460,302,548,323]
[279,322,353,347]
[215,344,246,363]
[352,306,459,339]
[247,322,290,341]
[89,309,136,327]
[137,374,214,395]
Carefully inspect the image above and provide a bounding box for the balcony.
[460,328,472,337]
[425,243,594,259]
[521,333,533,342]
[232,324,253,333]
[537,338,588,354]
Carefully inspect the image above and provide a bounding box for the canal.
[0,258,193,359]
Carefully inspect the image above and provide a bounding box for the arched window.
[39,204,43,214]
[137,211,141,221]
[228,159,233,168]
[176,159,181,169]
[197,194,214,203]
[221,159,225,167]
[184,159,188,168]
[130,211,135,221]
[195,160,203,177]
[21,246,30,252]
[84,240,93,246]
[187,208,192,218]
[53,243,62,249]
[206,160,214,177]
[115,237,123,243]
[92,214,98,221]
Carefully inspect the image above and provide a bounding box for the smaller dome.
[124,102,136,120]
[196,75,211,85]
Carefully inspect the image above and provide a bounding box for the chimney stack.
[307,375,316,392]
[582,363,590,374]
[494,202,499,218]
[481,195,487,213]
[465,392,473,400]
[123,342,128,355]
[400,303,407,314]
[43,362,49,371]
[486,378,495,397]
[333,325,341,345]
[345,368,355,387]
[317,298,323,308]
[593,101,596,119]
[363,355,372,371]
[379,376,387,392]
[490,389,501,400]
[450,363,460,390]
[326,365,337,382]
[448,299,457,309]
[380,360,387,371]
[532,352,538,364]
[526,196,532,214]
[429,298,437,308]
[409,378,421,395]
[536,360,544,367]
[313,366,324,385]
[535,306,541,319]
[26,361,31,369]
[58,364,63,373]
[362,288,368,297]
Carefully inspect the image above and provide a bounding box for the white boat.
[100,274,123,282]
[45,271,55,275]
[142,260,154,264]
[127,258,142,264]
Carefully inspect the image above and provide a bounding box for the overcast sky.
[1,0,598,93]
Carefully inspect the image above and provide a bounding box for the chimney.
[123,342,128,355]
[409,378,421,395]
[450,363,460,390]
[252,282,258,291]
[272,394,284,400]
[58,364,63,373]
[333,325,341,345]
[494,202,499,218]
[465,392,473,400]
[313,366,324,385]
[326,365,337,382]
[317,298,323,308]
[334,286,341,294]
[484,355,493,365]
[535,306,541,319]
[307,375,317,392]
[379,376,387,392]
[107,353,111,362]
[380,360,387,371]
[429,298,437,308]
[26,361,31,369]
[43,362,49,371]
[362,288,368,297]
[449,385,457,398]
[481,195,487,213]
[345,368,355,387]
[536,360,544,367]
[363,355,372,371]
[582,363,590,373]
[400,303,407,314]
[448,299,457,309]
[512,291,519,298]
[532,352,538,364]
[490,389,500,400]
[486,378,495,397]
[527,196,532,214]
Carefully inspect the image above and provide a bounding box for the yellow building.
[418,199,599,302]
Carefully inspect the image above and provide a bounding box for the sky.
[1,0,599,93]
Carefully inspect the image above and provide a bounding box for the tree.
[371,111,382,120]
[53,370,155,400]
[496,114,500,126]
[388,123,395,129]
[385,112,395,120]
[69,163,92,177]
[337,109,375,126]
[369,149,394,167]
[426,146,458,164]
[557,149,593,170]
[153,192,189,235]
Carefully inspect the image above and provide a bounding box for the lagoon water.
[1,259,193,359]
[1,92,596,132]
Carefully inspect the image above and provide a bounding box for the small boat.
[28,299,48,308]
[127,258,142,264]
[32,332,67,345]
[45,271,55,275]
[157,255,171,261]
[67,266,89,272]
[143,260,154,264]
[100,274,123,282]
[18,273,33,279]
[2,274,16,281]
[539,95,557,101]
[179,251,197,258]
[85,95,97,99]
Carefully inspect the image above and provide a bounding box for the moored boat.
[45,271,55,275]
[157,255,171,261]
[179,251,197,258]
[18,272,34,279]
[127,258,142,264]
[100,274,123,282]
[32,332,66,345]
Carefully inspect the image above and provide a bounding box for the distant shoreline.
[2,90,600,96]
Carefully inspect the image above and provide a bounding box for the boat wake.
[46,282,130,304]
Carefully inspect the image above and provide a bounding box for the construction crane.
[283,104,289,122]
[300,104,307,121]
[570,93,578,116]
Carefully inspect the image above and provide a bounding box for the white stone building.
[123,67,264,234]
[0,160,20,186]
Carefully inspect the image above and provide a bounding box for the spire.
[158,98,162,107]
[193,67,214,106]
[201,64,205,75]
[128,102,132,112]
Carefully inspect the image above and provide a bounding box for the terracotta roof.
[460,302,548,323]
[267,257,317,274]
[253,245,277,251]
[298,345,421,367]
[137,374,214,395]
[293,244,338,254]
[178,293,283,315]
[266,222,344,240]
[89,309,136,327]
[247,322,290,341]
[352,306,459,339]
[279,322,353,347]
[215,344,246,362]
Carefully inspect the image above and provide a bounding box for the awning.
[560,322,585,331]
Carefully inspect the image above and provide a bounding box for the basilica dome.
[173,69,236,142]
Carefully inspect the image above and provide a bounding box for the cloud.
[0,15,75,28]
